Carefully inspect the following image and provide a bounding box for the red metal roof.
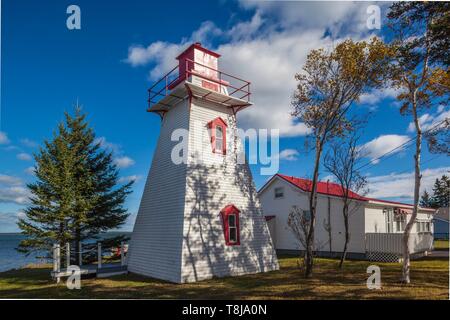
[276,174,367,201]
[272,174,435,212]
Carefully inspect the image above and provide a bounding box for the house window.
[395,214,406,232]
[274,187,284,199]
[416,221,429,233]
[303,210,311,222]
[208,117,227,155]
[384,208,394,233]
[220,205,240,246]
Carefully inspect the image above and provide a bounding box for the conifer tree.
[17,108,133,264]
[420,190,433,208]
[431,175,450,208]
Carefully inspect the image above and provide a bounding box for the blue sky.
[0,0,448,233]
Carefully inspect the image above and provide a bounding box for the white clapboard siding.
[127,98,189,283]
[180,98,279,283]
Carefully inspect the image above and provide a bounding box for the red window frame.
[220,205,240,246]
[207,117,227,155]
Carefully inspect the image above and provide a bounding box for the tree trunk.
[327,195,332,253]
[402,93,422,284]
[305,137,322,278]
[339,202,349,269]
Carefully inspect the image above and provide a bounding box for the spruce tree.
[432,175,450,208]
[17,108,133,264]
[420,190,433,208]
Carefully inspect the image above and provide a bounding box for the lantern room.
[147,42,252,116]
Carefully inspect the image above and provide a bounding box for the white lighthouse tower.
[127,43,279,283]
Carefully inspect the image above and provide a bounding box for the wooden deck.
[51,263,127,282]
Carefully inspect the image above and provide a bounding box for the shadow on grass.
[0,256,448,299]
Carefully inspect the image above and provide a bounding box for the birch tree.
[387,2,449,284]
[291,38,391,277]
[323,133,367,268]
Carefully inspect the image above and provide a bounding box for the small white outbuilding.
[259,174,436,262]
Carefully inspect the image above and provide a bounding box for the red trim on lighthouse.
[220,205,240,246]
[208,117,227,155]
[176,42,221,60]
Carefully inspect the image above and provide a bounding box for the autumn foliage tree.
[291,38,392,278]
[387,2,449,284]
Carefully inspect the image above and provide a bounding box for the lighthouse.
[127,43,279,283]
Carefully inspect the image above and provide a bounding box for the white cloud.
[0,174,30,205]
[114,156,135,168]
[0,210,28,232]
[360,134,410,163]
[20,138,38,148]
[25,167,35,175]
[0,212,20,232]
[95,136,122,154]
[96,137,136,169]
[17,153,32,161]
[0,174,22,186]
[359,87,400,106]
[3,145,20,152]
[17,211,26,219]
[227,11,264,41]
[407,108,450,133]
[320,174,336,183]
[0,131,10,144]
[367,166,450,200]
[238,0,377,36]
[124,2,385,137]
[0,186,31,204]
[190,21,223,44]
[118,175,142,184]
[278,149,299,161]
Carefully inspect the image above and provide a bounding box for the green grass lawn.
[0,256,448,299]
[434,240,449,251]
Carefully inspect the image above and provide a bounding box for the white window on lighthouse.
[215,126,223,151]
[228,214,237,243]
[208,117,227,155]
[220,204,240,246]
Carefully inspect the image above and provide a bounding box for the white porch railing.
[365,232,433,255]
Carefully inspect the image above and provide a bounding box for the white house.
[127,43,279,283]
[259,174,435,262]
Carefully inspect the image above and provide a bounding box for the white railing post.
[53,243,61,283]
[78,242,82,266]
[53,244,59,272]
[120,241,125,266]
[66,242,70,267]
[98,243,102,269]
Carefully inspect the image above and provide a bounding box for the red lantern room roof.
[176,42,221,59]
